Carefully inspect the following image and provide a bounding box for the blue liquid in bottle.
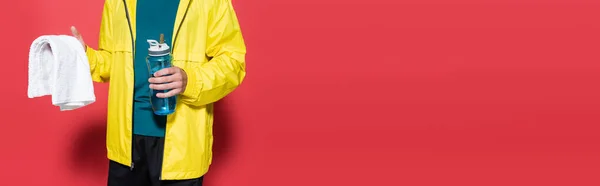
[146,38,176,115]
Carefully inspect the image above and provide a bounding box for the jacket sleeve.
[85,0,114,83]
[179,0,247,106]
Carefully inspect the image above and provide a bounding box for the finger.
[149,82,182,91]
[154,67,178,77]
[148,74,180,84]
[71,26,86,50]
[71,26,82,39]
[156,89,182,98]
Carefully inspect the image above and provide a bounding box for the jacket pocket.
[114,43,133,53]
[173,51,206,63]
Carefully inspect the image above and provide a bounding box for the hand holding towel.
[27,35,96,111]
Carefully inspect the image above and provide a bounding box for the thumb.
[71,26,82,38]
[70,26,86,49]
[71,26,83,41]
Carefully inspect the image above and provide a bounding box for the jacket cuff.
[85,45,96,69]
[181,66,203,101]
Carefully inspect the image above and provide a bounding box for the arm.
[85,0,114,83]
[179,0,247,106]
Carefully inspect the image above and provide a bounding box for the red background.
[2,0,600,185]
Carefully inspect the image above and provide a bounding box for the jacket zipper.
[121,0,193,179]
[122,0,136,171]
[171,0,192,53]
[155,1,192,180]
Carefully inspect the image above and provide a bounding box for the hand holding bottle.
[149,67,188,98]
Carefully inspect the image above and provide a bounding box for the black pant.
[108,135,203,186]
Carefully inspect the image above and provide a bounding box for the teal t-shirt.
[133,0,180,137]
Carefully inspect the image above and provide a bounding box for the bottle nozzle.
[159,34,165,44]
[147,39,159,47]
[147,38,170,55]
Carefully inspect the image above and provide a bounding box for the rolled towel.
[27,35,95,111]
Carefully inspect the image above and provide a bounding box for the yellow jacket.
[85,0,246,180]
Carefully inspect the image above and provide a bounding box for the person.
[70,0,246,185]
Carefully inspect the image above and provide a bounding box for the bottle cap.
[147,39,170,56]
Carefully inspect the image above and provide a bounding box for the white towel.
[27,35,96,111]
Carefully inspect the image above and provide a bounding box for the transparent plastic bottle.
[146,38,176,115]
